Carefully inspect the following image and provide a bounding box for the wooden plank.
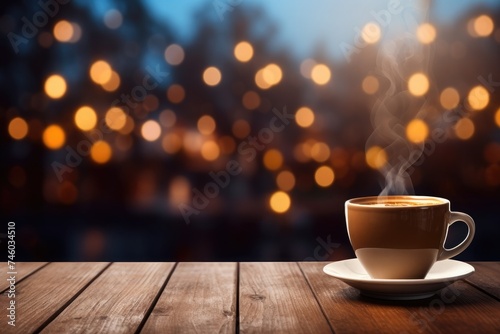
[0,262,109,334]
[141,262,237,333]
[0,262,48,291]
[42,262,175,334]
[465,262,500,300]
[300,262,500,334]
[239,262,332,333]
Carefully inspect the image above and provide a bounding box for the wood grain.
[0,262,109,334]
[41,262,175,334]
[465,262,500,300]
[141,262,237,334]
[0,262,48,291]
[300,262,500,334]
[239,262,332,333]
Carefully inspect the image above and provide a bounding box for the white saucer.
[323,259,474,300]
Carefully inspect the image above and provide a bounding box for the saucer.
[323,259,474,300]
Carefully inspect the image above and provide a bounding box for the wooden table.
[1,262,499,333]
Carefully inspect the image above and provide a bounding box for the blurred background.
[1,0,499,261]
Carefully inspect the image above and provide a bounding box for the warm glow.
[406,119,429,144]
[201,140,220,161]
[263,149,284,170]
[105,107,127,131]
[454,118,475,140]
[242,91,261,110]
[160,109,177,128]
[362,75,379,95]
[119,115,135,135]
[43,124,65,150]
[311,142,331,162]
[167,84,185,104]
[255,69,272,89]
[101,71,120,92]
[269,191,291,214]
[197,115,216,135]
[315,166,335,187]
[408,72,429,96]
[74,106,97,131]
[440,87,460,109]
[203,66,222,86]
[473,15,494,37]
[467,85,489,111]
[90,60,112,85]
[104,9,123,29]
[361,22,381,44]
[276,171,295,191]
[311,64,331,85]
[416,23,437,44]
[162,133,182,154]
[295,107,315,128]
[366,146,387,169]
[495,108,500,127]
[44,74,67,99]
[53,20,74,42]
[262,64,283,86]
[141,120,161,141]
[164,44,185,65]
[218,136,236,154]
[90,140,112,164]
[232,119,251,139]
[183,131,204,153]
[234,41,254,62]
[300,59,316,79]
[8,117,29,140]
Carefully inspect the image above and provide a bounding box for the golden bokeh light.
[454,118,475,140]
[42,124,65,150]
[276,170,296,191]
[218,136,236,154]
[183,131,204,153]
[300,59,316,79]
[311,64,331,85]
[439,87,460,109]
[232,119,251,139]
[416,23,437,44]
[197,115,216,135]
[200,140,220,161]
[90,140,112,164]
[295,107,315,128]
[406,119,429,144]
[242,90,261,110]
[255,69,272,89]
[203,66,222,86]
[311,142,331,162]
[473,15,494,37]
[8,117,29,140]
[162,133,182,154]
[315,166,335,187]
[101,71,120,92]
[361,22,381,44]
[262,63,283,86]
[408,72,429,97]
[90,60,112,85]
[495,108,500,127]
[234,41,254,62]
[44,74,67,99]
[263,149,284,170]
[53,20,74,42]
[269,191,291,214]
[74,106,97,131]
[167,84,185,104]
[362,75,379,95]
[160,109,177,128]
[141,120,161,141]
[467,85,489,111]
[118,115,135,135]
[366,146,387,169]
[105,107,127,131]
[164,44,185,65]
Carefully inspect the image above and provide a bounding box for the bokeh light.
[262,64,282,86]
[105,107,127,131]
[300,59,316,79]
[263,149,284,170]
[361,22,381,44]
[440,87,460,109]
[311,142,330,162]
[242,91,261,110]
[203,66,222,86]
[101,71,121,92]
[104,9,123,29]
[232,119,251,139]
[8,117,29,140]
[74,106,97,131]
[90,140,112,164]
[234,41,254,62]
[366,146,387,169]
[454,118,475,140]
[164,44,185,65]
[467,85,489,110]
[141,120,161,141]
[197,115,216,135]
[160,109,177,128]
[406,119,429,144]
[416,23,437,44]
[473,15,494,37]
[311,64,331,85]
[408,72,429,96]
[42,124,66,150]
[276,171,295,191]
[90,60,112,85]
[119,116,135,135]
[53,20,74,42]
[162,133,182,154]
[362,75,379,95]
[295,107,315,128]
[200,140,220,161]
[167,84,186,103]
[315,166,335,187]
[44,74,67,99]
[269,191,291,214]
[495,108,500,127]
[255,69,272,89]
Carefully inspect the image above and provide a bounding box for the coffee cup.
[345,196,475,279]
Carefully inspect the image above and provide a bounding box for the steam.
[366,6,431,198]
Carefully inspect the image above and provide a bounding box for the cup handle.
[438,211,475,261]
